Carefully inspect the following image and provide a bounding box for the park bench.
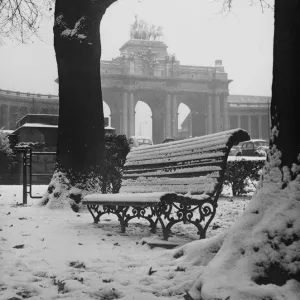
[83,128,250,240]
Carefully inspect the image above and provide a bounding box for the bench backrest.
[120,129,250,200]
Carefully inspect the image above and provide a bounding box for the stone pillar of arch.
[171,93,178,137]
[110,108,121,135]
[191,112,206,137]
[9,106,18,130]
[258,115,263,139]
[1,105,10,129]
[121,90,128,136]
[128,91,135,136]
[223,93,229,131]
[214,94,221,132]
[0,105,4,128]
[188,114,192,137]
[248,115,252,137]
[238,114,241,128]
[165,93,172,138]
[207,94,213,134]
[152,111,164,144]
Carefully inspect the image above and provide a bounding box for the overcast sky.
[0,0,274,138]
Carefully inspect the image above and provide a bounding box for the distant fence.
[15,146,56,204]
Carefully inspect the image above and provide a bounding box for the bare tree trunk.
[270,0,300,169]
[54,0,107,177]
[41,0,116,209]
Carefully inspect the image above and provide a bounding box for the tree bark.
[53,0,110,177]
[270,0,300,169]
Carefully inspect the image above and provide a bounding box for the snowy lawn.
[0,185,250,300]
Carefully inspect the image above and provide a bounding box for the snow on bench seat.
[83,192,168,206]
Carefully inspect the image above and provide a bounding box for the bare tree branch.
[0,0,119,44]
[222,0,274,13]
[0,0,54,44]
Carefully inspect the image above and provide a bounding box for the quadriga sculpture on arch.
[130,15,163,41]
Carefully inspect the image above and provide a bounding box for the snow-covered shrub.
[224,159,265,196]
[40,134,129,211]
[101,134,130,194]
[0,130,17,182]
[16,141,46,151]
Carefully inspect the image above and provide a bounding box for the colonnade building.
[0,39,270,144]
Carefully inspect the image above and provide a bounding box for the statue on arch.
[130,15,139,39]
[155,26,163,41]
[129,15,163,41]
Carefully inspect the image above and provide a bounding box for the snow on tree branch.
[55,15,89,43]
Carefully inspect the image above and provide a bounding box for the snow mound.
[186,148,300,300]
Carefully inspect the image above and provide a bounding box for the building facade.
[179,94,270,141]
[0,39,270,143]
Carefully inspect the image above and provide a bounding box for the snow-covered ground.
[0,185,250,300]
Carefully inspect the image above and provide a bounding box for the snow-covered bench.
[83,129,250,240]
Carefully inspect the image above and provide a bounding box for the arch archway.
[135,100,152,139]
[179,94,208,137]
[103,101,111,127]
[178,103,191,138]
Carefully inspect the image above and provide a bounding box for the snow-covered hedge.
[101,134,130,194]
[224,158,265,196]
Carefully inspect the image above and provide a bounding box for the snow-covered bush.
[16,141,46,150]
[40,134,130,211]
[0,130,17,182]
[101,134,130,194]
[224,159,265,196]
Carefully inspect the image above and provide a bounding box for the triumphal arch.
[101,40,229,143]
[0,20,231,144]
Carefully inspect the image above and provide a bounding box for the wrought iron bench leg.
[156,199,217,240]
[87,205,158,235]
[87,205,101,223]
[150,216,159,234]
[114,206,130,233]
[120,206,158,233]
[87,200,216,240]
[156,216,171,240]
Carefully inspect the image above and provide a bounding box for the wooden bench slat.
[126,141,228,163]
[121,174,218,195]
[122,176,217,185]
[122,165,222,178]
[120,184,216,195]
[124,158,224,175]
[125,150,226,167]
[128,129,243,155]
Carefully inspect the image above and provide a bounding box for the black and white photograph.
[0,0,299,299]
